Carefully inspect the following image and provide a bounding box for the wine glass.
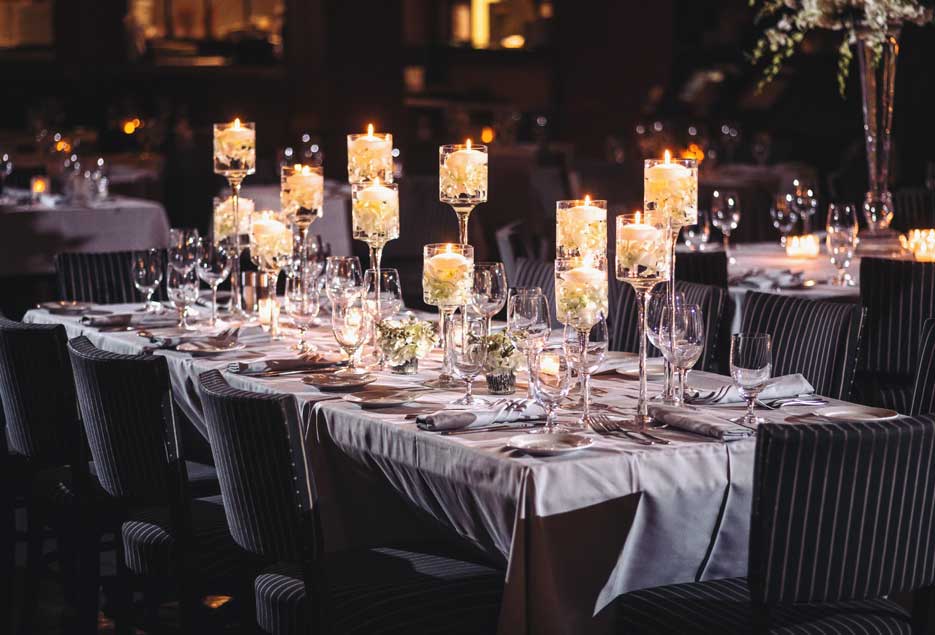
[711,190,741,263]
[646,286,685,353]
[826,203,859,286]
[168,228,200,275]
[681,208,710,251]
[657,304,705,407]
[167,268,199,330]
[132,248,164,313]
[439,141,488,244]
[250,212,293,336]
[331,294,371,376]
[770,194,799,246]
[563,316,608,411]
[325,256,364,305]
[531,344,574,434]
[506,288,552,402]
[471,262,508,334]
[451,311,488,406]
[793,179,819,233]
[729,333,772,428]
[0,151,12,198]
[195,237,232,326]
[285,272,321,354]
[364,267,403,366]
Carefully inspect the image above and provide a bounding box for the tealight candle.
[213,118,256,175]
[213,195,254,241]
[347,123,393,184]
[615,211,670,285]
[539,353,561,376]
[556,196,608,258]
[30,176,49,204]
[352,180,400,243]
[251,213,292,272]
[785,234,821,259]
[643,150,698,228]
[281,164,324,227]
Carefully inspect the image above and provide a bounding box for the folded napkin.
[731,270,804,290]
[417,402,546,431]
[231,353,342,374]
[689,373,814,404]
[649,405,754,442]
[80,313,176,328]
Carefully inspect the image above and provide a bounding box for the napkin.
[731,270,804,290]
[689,374,814,404]
[231,354,342,374]
[417,402,546,431]
[80,313,176,328]
[649,405,754,442]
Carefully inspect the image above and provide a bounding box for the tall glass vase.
[857,27,899,234]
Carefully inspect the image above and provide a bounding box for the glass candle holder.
[213,195,254,244]
[281,164,324,229]
[352,180,400,271]
[556,196,607,259]
[423,243,474,388]
[439,141,488,244]
[250,210,293,337]
[616,210,671,428]
[347,124,393,184]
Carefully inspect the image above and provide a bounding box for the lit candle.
[283,164,324,210]
[423,243,474,307]
[213,195,254,240]
[616,211,661,243]
[538,353,561,376]
[258,297,280,325]
[347,123,393,184]
[901,229,935,262]
[30,176,49,203]
[615,211,670,280]
[555,256,609,330]
[644,150,698,227]
[785,234,821,259]
[556,195,607,258]
[444,138,488,175]
[352,178,400,242]
[214,118,256,172]
[251,214,292,270]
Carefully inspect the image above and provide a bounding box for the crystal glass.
[681,208,710,251]
[347,125,393,184]
[556,197,607,259]
[826,203,860,286]
[506,288,551,402]
[286,272,321,354]
[281,164,324,228]
[168,228,200,275]
[792,179,818,233]
[711,190,741,261]
[132,248,164,313]
[249,211,293,337]
[325,256,364,304]
[451,311,488,406]
[729,333,772,428]
[563,317,608,411]
[555,255,609,428]
[657,304,705,407]
[770,193,799,246]
[439,142,488,244]
[647,286,685,353]
[471,262,508,333]
[530,344,574,434]
[423,243,474,388]
[364,267,403,367]
[167,268,199,330]
[214,119,256,317]
[213,195,254,245]
[352,180,399,327]
[332,294,371,376]
[196,237,232,326]
[615,210,670,428]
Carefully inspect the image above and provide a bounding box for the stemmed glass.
[167,268,199,330]
[556,197,608,259]
[554,255,609,428]
[451,311,488,406]
[563,316,608,410]
[711,190,741,262]
[647,285,685,355]
[681,208,710,251]
[195,237,232,327]
[281,164,324,311]
[471,262,508,334]
[531,344,573,434]
[770,194,799,246]
[363,268,403,367]
[826,203,859,286]
[439,141,488,244]
[729,333,772,428]
[325,256,364,305]
[793,179,819,233]
[213,119,256,317]
[132,248,164,313]
[506,288,552,402]
[615,210,671,428]
[168,228,200,275]
[249,211,293,337]
[285,271,321,354]
[423,243,474,389]
[331,294,371,376]
[657,304,705,407]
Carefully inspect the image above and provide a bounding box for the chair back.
[0,318,78,463]
[675,250,728,288]
[506,258,561,328]
[749,417,935,605]
[198,370,306,562]
[67,336,178,502]
[892,187,935,232]
[55,249,167,304]
[741,292,864,400]
[911,318,935,416]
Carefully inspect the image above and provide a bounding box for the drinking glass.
[563,316,608,412]
[132,248,164,313]
[793,179,819,233]
[531,344,574,434]
[770,194,799,246]
[168,228,200,274]
[331,294,371,376]
[471,262,508,334]
[711,190,741,262]
[826,203,859,286]
[423,243,474,388]
[195,237,232,326]
[657,304,705,407]
[250,211,293,337]
[506,288,551,402]
[451,311,488,406]
[439,142,488,244]
[681,208,710,251]
[364,267,403,366]
[325,256,364,304]
[167,268,199,330]
[286,273,321,354]
[729,333,772,428]
[646,286,685,353]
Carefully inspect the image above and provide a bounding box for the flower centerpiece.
[376,316,438,374]
[213,195,255,242]
[483,331,523,394]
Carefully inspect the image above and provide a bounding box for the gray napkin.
[649,405,754,442]
[690,374,814,404]
[80,313,175,328]
[417,403,546,431]
[232,355,342,374]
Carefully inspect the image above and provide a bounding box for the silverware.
[590,415,653,445]
[440,422,541,436]
[593,415,669,444]
[686,385,730,405]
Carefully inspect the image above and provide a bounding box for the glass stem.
[211,285,218,326]
[722,233,730,260]
[455,205,474,245]
[638,287,650,421]
[579,328,591,424]
[370,244,383,365]
[546,405,557,434]
[229,177,244,314]
[746,396,757,424]
[664,230,678,404]
[268,272,280,338]
[440,308,455,379]
[676,368,686,408]
[526,351,536,400]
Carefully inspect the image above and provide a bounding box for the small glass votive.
[644,152,698,229]
[351,180,400,246]
[213,119,256,177]
[439,141,488,205]
[556,196,607,258]
[281,164,324,228]
[30,176,50,204]
[347,124,393,184]
[785,234,821,259]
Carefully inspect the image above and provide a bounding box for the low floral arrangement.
[749,0,932,95]
[484,331,524,374]
[213,195,254,241]
[376,316,437,366]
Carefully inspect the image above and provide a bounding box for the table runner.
[25,304,836,634]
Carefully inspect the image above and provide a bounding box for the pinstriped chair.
[858,257,935,412]
[674,249,729,288]
[507,257,561,328]
[67,337,253,632]
[618,416,935,634]
[55,249,168,304]
[892,187,935,233]
[910,318,935,416]
[197,370,504,635]
[741,292,865,401]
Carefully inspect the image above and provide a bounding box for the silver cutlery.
[589,415,653,445]
[686,385,730,405]
[441,422,541,436]
[593,415,669,445]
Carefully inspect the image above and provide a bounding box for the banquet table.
[24,304,846,635]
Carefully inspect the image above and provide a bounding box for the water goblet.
[364,267,403,366]
[451,311,488,406]
[681,208,710,251]
[286,275,321,354]
[826,203,859,286]
[132,248,164,313]
[770,194,799,246]
[506,288,551,402]
[325,256,364,305]
[657,304,705,407]
[530,344,574,434]
[563,316,608,411]
[729,333,772,428]
[331,294,371,376]
[196,237,232,326]
[167,268,199,330]
[711,190,741,263]
[250,211,293,337]
[439,141,488,244]
[168,227,200,274]
[471,262,508,334]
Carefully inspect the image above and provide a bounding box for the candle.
[30,176,49,203]
[615,211,670,281]
[901,229,935,261]
[539,353,561,376]
[283,165,324,210]
[785,234,821,259]
[352,179,400,243]
[258,297,280,325]
[439,140,488,203]
[445,139,488,175]
[251,213,292,271]
[555,256,609,331]
[213,195,254,240]
[213,118,256,172]
[423,243,474,307]
[347,123,393,184]
[556,195,607,258]
[643,150,698,228]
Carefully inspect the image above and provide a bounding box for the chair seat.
[254,547,504,634]
[122,495,257,580]
[616,577,911,634]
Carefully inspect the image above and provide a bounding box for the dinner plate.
[342,389,424,408]
[506,432,593,457]
[615,358,666,381]
[176,341,246,355]
[302,373,376,391]
[40,300,94,312]
[813,405,900,422]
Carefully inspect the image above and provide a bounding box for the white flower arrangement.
[214,126,256,168]
[616,239,671,279]
[422,254,473,307]
[353,198,400,240]
[213,196,254,240]
[283,171,324,212]
[376,316,438,365]
[750,0,932,95]
[555,266,609,331]
[484,331,524,374]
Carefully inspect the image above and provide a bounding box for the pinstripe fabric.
[508,257,560,327]
[0,318,77,463]
[880,385,915,414]
[911,319,935,416]
[892,188,935,232]
[675,249,729,288]
[54,250,168,304]
[741,292,865,400]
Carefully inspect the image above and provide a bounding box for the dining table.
[24,303,850,635]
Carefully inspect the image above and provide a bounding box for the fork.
[593,415,669,445]
[687,385,730,405]
[590,415,654,445]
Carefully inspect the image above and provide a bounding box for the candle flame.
[367,123,374,137]
[664,149,671,164]
[374,176,381,187]
[466,139,472,150]
[445,243,454,254]
[635,210,641,224]
[584,194,591,206]
[301,165,311,175]
[233,118,241,129]
[293,163,302,171]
